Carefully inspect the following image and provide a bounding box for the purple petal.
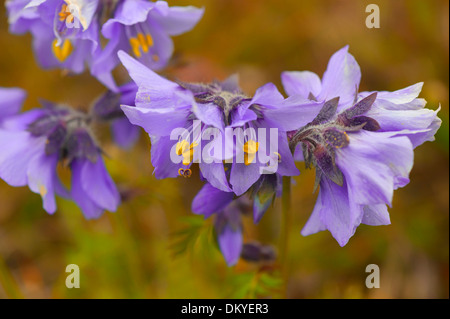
[27,151,59,214]
[150,5,204,36]
[121,104,190,137]
[281,71,322,98]
[118,51,194,109]
[0,131,45,186]
[199,160,232,192]
[150,135,191,179]
[262,95,323,131]
[191,183,234,218]
[192,102,225,131]
[111,117,140,149]
[230,162,261,196]
[360,83,424,107]
[71,159,104,219]
[361,204,390,226]
[0,87,26,120]
[336,131,414,206]
[317,45,361,109]
[80,157,120,212]
[302,177,363,247]
[218,222,243,266]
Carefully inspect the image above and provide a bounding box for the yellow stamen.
[176,140,198,165]
[52,39,73,62]
[176,140,189,156]
[129,37,141,58]
[39,185,47,197]
[146,34,154,47]
[274,152,282,162]
[243,140,259,165]
[59,4,70,22]
[63,0,88,30]
[137,33,149,53]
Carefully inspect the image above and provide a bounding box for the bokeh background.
[0,0,448,298]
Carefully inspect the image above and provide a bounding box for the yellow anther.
[129,37,141,58]
[58,4,74,23]
[129,33,153,58]
[137,33,149,53]
[274,152,282,162]
[52,39,73,62]
[146,34,154,47]
[243,140,259,165]
[39,185,47,197]
[176,140,198,165]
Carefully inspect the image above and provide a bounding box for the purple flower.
[91,81,140,149]
[91,0,204,88]
[0,87,27,123]
[118,51,319,195]
[6,0,117,89]
[282,46,441,150]
[0,100,120,218]
[192,182,246,266]
[284,46,441,246]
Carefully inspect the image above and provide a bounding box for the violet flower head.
[0,99,120,218]
[0,87,27,124]
[92,0,204,88]
[6,0,119,89]
[284,46,441,246]
[118,51,320,196]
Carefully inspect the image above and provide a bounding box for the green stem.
[279,176,291,298]
[0,253,24,299]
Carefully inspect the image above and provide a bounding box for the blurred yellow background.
[0,0,448,298]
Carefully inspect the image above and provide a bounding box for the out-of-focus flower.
[0,87,26,123]
[240,241,276,263]
[0,100,120,218]
[192,182,248,266]
[5,0,117,88]
[91,0,204,89]
[118,51,320,195]
[284,46,441,246]
[92,81,140,149]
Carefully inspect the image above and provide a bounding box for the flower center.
[126,24,158,62]
[289,93,380,188]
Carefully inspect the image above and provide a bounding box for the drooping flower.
[283,46,441,246]
[0,87,27,124]
[191,182,245,266]
[91,81,140,149]
[282,46,440,150]
[6,0,118,89]
[91,0,204,89]
[118,51,320,196]
[0,99,120,218]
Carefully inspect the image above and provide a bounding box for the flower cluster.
[6,0,204,90]
[0,97,120,218]
[283,46,441,246]
[1,1,442,267]
[118,46,440,264]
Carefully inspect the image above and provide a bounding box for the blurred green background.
[0,0,448,298]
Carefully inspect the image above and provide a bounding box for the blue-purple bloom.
[91,0,204,89]
[0,99,120,218]
[118,51,320,196]
[283,46,441,246]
